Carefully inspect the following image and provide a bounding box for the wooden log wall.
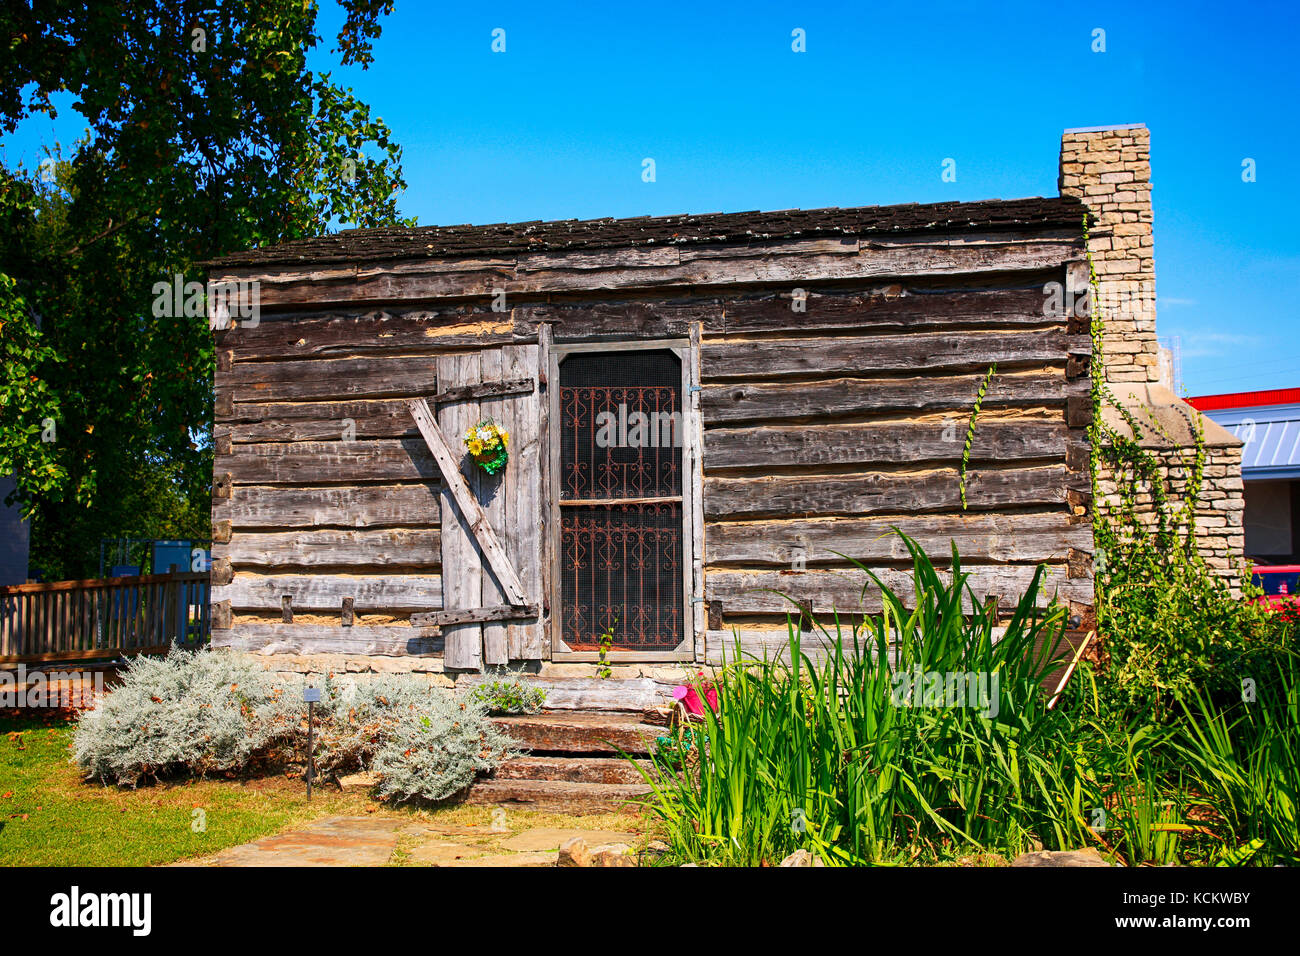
[209,225,1093,660]
[692,284,1093,633]
[211,330,449,656]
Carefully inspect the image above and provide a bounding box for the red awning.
[1188,387,1300,411]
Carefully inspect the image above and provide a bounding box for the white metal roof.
[1202,404,1300,479]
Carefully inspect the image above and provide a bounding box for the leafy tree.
[0,1,411,578]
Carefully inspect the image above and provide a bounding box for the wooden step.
[496,755,654,785]
[492,711,665,755]
[465,778,653,814]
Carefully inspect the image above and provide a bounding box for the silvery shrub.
[369,688,516,803]
[73,650,515,801]
[73,648,297,786]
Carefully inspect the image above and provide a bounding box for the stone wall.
[1187,444,1248,587]
[1060,124,1246,591]
[1096,445,1245,591]
[1096,387,1245,591]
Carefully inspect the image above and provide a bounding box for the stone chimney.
[1059,124,1159,384]
[1065,124,1247,592]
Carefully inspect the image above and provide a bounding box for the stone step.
[463,675,677,713]
[465,778,653,814]
[491,711,665,755]
[496,755,654,785]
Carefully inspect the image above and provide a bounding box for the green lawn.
[0,709,650,867]
[0,709,405,866]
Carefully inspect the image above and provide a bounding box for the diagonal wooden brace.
[409,398,528,606]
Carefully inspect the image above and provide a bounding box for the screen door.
[551,343,692,658]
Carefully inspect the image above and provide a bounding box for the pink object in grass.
[672,673,718,717]
[671,684,699,716]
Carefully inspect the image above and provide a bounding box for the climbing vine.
[958,364,996,511]
[1081,215,1280,717]
[596,615,617,679]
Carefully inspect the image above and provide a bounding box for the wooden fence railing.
[0,572,210,664]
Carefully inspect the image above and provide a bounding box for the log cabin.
[204,133,1118,683]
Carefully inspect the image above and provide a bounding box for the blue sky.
[4,0,1297,395]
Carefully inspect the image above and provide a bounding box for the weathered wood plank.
[703,628,845,665]
[212,625,443,656]
[215,574,443,612]
[214,483,440,528]
[223,529,441,569]
[704,465,1069,518]
[218,400,417,441]
[211,229,1078,284]
[715,287,1066,336]
[225,439,438,484]
[226,285,1068,357]
[226,355,438,403]
[0,643,179,666]
[211,253,517,287]
[707,513,1091,566]
[514,300,723,341]
[514,240,1079,296]
[705,422,1068,470]
[433,357,484,670]
[702,371,1076,425]
[519,245,687,271]
[703,332,1087,380]
[503,343,545,661]
[212,238,1078,307]
[705,565,1092,615]
[410,604,538,627]
[479,348,510,667]
[435,378,533,404]
[535,326,555,661]
[224,285,1068,358]
[494,755,653,783]
[490,713,662,754]
[223,308,516,361]
[0,571,208,595]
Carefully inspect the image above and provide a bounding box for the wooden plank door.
[433,345,544,669]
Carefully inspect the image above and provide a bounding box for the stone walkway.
[175,816,642,867]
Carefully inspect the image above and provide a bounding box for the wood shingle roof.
[208,195,1087,269]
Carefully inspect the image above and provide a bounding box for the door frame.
[547,338,698,662]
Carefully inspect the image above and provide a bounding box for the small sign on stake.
[304,686,321,800]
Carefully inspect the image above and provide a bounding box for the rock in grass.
[338,771,378,790]
[1011,849,1109,867]
[778,849,826,867]
[504,828,637,852]
[558,837,591,867]
[557,837,638,867]
[590,843,637,867]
